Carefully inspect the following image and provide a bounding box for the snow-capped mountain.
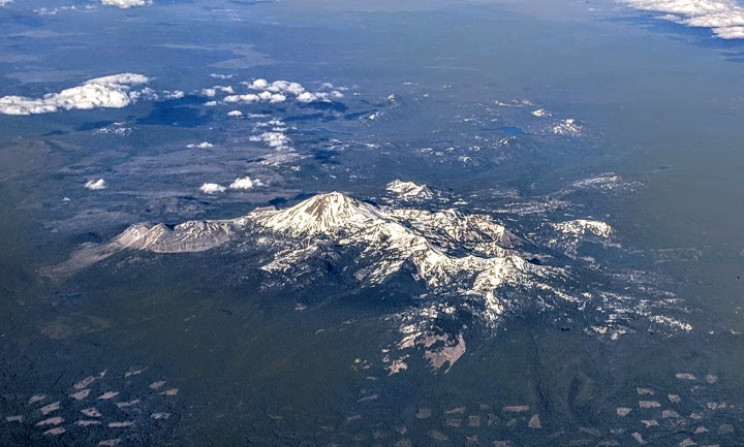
[114,219,247,253]
[54,192,571,324]
[251,192,566,322]
[48,190,689,373]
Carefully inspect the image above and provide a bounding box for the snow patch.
[551,118,582,136]
[386,180,434,201]
[552,219,614,238]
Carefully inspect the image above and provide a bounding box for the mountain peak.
[255,191,382,237]
[299,191,361,216]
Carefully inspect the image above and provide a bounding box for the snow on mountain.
[252,192,383,238]
[386,180,434,201]
[545,219,619,256]
[47,190,687,373]
[50,191,561,320]
[251,192,568,324]
[552,219,613,239]
[114,219,247,253]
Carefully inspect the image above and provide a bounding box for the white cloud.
[248,79,305,96]
[249,119,301,166]
[294,90,342,103]
[101,0,150,8]
[622,0,744,39]
[220,78,343,106]
[163,90,184,99]
[201,85,234,97]
[296,91,325,103]
[84,179,107,190]
[0,0,13,7]
[229,176,261,190]
[199,183,225,194]
[223,93,257,103]
[223,92,286,104]
[227,110,243,117]
[0,73,150,116]
[250,131,292,150]
[34,5,92,15]
[247,78,268,90]
[261,92,287,103]
[186,142,214,149]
